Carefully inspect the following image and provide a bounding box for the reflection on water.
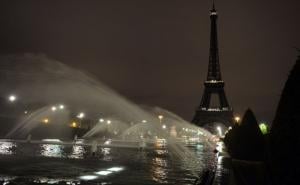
[0,140,216,185]
[69,145,85,159]
[151,157,168,183]
[101,147,112,161]
[33,177,78,185]
[40,144,64,158]
[0,142,16,155]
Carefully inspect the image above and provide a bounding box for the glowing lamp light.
[99,118,104,123]
[107,120,111,125]
[8,95,17,102]
[59,104,64,109]
[234,116,241,124]
[43,118,49,124]
[142,120,147,123]
[51,106,57,111]
[77,112,85,119]
[259,123,268,135]
[71,122,78,128]
[162,124,167,129]
[158,115,164,123]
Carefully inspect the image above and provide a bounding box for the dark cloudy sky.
[0,0,299,124]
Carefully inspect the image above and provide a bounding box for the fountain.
[0,54,217,185]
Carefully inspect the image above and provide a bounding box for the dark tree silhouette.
[224,109,265,160]
[269,54,300,185]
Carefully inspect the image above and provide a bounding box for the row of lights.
[9,95,170,131]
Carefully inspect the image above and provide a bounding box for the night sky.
[0,0,299,124]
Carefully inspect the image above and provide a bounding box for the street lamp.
[162,124,166,129]
[77,112,85,119]
[51,106,57,112]
[43,118,49,124]
[234,116,241,124]
[107,120,111,125]
[59,104,64,110]
[99,118,104,123]
[8,95,17,102]
[71,121,78,128]
[142,120,147,123]
[76,112,85,128]
[158,115,164,123]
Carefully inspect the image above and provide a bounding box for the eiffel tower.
[192,2,233,130]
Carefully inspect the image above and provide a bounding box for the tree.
[269,53,300,184]
[224,109,265,160]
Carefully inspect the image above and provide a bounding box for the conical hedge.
[269,54,300,184]
[224,109,265,160]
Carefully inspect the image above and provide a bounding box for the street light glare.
[234,116,241,123]
[8,95,17,102]
[107,120,111,124]
[51,106,57,111]
[99,118,104,122]
[158,115,164,119]
[59,104,64,109]
[43,118,49,124]
[77,112,85,119]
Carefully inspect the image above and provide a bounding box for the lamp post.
[77,112,85,128]
[234,116,241,124]
[158,115,164,123]
[8,95,17,102]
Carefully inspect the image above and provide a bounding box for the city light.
[162,124,166,129]
[99,118,104,122]
[51,106,57,111]
[107,120,111,125]
[234,116,241,124]
[43,118,49,124]
[158,115,164,123]
[8,95,17,102]
[77,112,85,119]
[259,123,268,135]
[59,104,64,109]
[71,122,78,128]
[142,120,147,123]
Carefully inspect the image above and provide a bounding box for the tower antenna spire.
[212,0,216,11]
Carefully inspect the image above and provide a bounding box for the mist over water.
[0,54,212,141]
[0,54,217,183]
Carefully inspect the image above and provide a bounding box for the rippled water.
[0,140,216,185]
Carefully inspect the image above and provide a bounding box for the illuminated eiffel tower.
[192,2,233,130]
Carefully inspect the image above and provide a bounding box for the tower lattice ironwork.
[192,2,233,129]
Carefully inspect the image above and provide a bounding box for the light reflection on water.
[40,144,64,158]
[0,142,16,155]
[0,140,216,185]
[69,145,85,159]
[151,157,168,183]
